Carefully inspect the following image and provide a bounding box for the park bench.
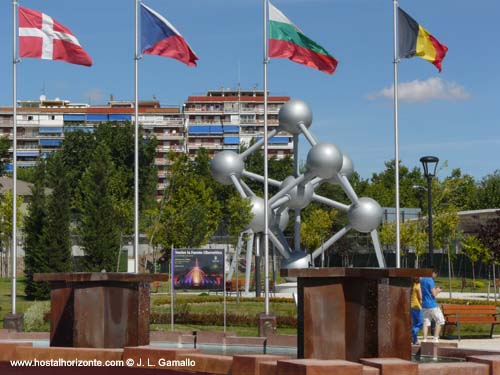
[441,303,500,340]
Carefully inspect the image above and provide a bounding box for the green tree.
[42,154,72,274]
[433,168,477,211]
[0,136,11,175]
[153,152,221,249]
[23,159,49,299]
[79,144,120,271]
[379,220,427,267]
[0,191,23,277]
[474,171,500,209]
[300,208,336,253]
[365,160,425,209]
[461,234,490,288]
[226,195,252,238]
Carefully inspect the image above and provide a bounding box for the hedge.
[150,311,297,328]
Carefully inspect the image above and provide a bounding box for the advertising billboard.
[173,249,224,291]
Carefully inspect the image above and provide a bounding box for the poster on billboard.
[173,249,225,291]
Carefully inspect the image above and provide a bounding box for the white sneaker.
[432,337,439,343]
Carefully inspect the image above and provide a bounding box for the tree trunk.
[471,261,476,290]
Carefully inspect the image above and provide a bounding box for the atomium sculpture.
[211,100,386,292]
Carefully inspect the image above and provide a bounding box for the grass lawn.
[150,324,296,336]
[434,276,498,294]
[3,277,499,338]
[0,277,36,322]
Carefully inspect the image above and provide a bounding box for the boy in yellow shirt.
[411,277,423,344]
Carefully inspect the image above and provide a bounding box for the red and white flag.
[19,6,92,67]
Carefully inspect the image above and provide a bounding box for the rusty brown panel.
[35,273,168,283]
[74,285,105,347]
[377,277,412,360]
[103,285,135,348]
[137,282,151,346]
[301,278,346,360]
[344,278,379,362]
[284,268,433,279]
[50,283,74,347]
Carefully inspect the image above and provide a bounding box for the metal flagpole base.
[257,312,276,337]
[3,313,24,332]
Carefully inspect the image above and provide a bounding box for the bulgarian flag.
[398,7,448,72]
[268,2,338,75]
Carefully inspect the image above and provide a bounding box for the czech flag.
[140,3,198,67]
[398,7,448,72]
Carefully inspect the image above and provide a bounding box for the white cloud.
[367,77,471,103]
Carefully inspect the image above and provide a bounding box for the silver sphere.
[283,251,309,269]
[278,99,313,135]
[210,151,244,185]
[347,197,383,233]
[245,196,271,233]
[306,142,343,179]
[327,154,354,184]
[280,176,314,209]
[274,207,290,231]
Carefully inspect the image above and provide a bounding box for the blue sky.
[1,0,499,181]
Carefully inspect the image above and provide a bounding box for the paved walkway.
[434,336,500,351]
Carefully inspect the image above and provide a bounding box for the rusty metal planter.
[34,273,168,348]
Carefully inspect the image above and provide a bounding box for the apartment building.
[0,89,293,197]
[184,89,293,158]
[0,96,183,198]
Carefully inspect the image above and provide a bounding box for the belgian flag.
[398,7,448,72]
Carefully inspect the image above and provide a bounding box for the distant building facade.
[0,89,293,198]
[184,89,292,158]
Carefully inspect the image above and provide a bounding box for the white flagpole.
[134,0,140,273]
[263,0,270,314]
[12,0,18,314]
[393,0,401,268]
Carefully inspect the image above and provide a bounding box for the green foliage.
[0,136,11,175]
[433,208,461,250]
[16,167,37,184]
[42,154,72,273]
[300,208,336,252]
[476,211,500,265]
[23,159,49,300]
[226,195,252,238]
[157,154,221,249]
[364,160,425,209]
[461,235,491,264]
[474,170,500,209]
[0,191,23,278]
[24,301,50,332]
[79,144,120,271]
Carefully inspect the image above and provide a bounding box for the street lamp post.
[420,156,439,269]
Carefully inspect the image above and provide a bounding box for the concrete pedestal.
[34,272,167,348]
[282,267,432,362]
[3,313,24,332]
[258,313,277,337]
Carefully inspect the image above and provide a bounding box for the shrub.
[24,301,50,332]
[149,311,297,328]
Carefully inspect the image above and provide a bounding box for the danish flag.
[18,6,92,66]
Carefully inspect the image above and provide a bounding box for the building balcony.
[155,133,184,140]
[187,143,224,150]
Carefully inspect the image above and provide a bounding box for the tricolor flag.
[268,2,337,75]
[398,8,448,72]
[140,3,198,67]
[18,6,92,67]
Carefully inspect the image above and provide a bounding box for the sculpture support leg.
[245,232,254,294]
[370,230,386,268]
[312,225,352,261]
